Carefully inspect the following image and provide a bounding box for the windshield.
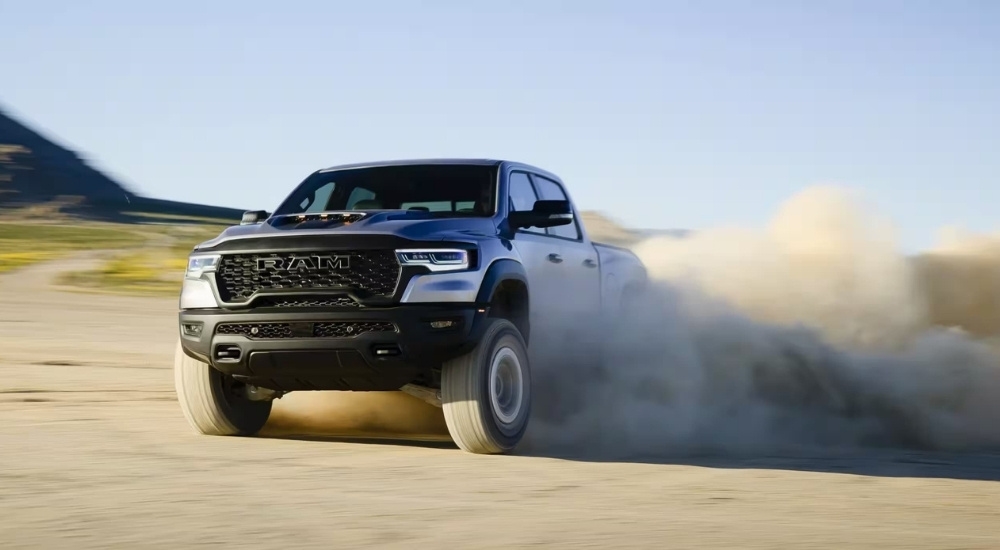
[273,163,498,218]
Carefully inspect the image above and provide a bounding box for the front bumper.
[178,304,487,392]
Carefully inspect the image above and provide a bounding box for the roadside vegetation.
[57,223,227,296]
[0,219,228,296]
[0,222,148,273]
[59,249,192,295]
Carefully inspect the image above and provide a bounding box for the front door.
[506,171,569,342]
[527,173,602,323]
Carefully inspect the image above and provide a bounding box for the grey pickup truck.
[174,158,647,454]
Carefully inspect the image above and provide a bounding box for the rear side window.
[530,175,581,240]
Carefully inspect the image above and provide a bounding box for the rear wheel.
[441,318,532,454]
[173,340,271,436]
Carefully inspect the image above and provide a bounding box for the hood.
[195,210,498,249]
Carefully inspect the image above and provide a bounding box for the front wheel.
[173,340,271,436]
[440,318,532,454]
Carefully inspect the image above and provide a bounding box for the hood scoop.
[269,211,367,229]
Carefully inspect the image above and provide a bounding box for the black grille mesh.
[216,321,396,339]
[215,250,401,303]
[252,296,360,308]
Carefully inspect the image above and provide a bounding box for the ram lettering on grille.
[255,254,349,271]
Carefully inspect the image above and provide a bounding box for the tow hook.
[246,385,284,402]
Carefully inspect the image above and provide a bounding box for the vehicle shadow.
[253,387,1000,482]
[258,428,1000,482]
[257,431,460,451]
[519,446,1000,482]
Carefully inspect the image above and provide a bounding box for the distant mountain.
[0,105,244,223]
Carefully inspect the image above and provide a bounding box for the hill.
[0,106,244,224]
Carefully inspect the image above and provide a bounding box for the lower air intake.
[216,321,396,339]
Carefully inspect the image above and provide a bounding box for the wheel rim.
[211,368,254,410]
[489,346,524,425]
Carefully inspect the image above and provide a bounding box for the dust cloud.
[263,390,451,441]
[523,185,1000,458]
[260,184,1000,457]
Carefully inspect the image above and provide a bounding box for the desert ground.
[3,253,1000,549]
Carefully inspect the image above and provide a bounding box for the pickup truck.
[174,158,648,454]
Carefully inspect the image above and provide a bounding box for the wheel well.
[489,279,530,343]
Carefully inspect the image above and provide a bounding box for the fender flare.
[475,259,529,305]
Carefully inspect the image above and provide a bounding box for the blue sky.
[1,0,998,251]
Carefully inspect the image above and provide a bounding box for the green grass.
[0,222,149,273]
[59,251,191,296]
[1,220,231,296]
[54,223,229,296]
[0,250,63,272]
[0,222,149,246]
[121,210,239,225]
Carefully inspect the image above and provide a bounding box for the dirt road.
[2,256,999,549]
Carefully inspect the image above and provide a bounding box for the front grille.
[252,296,360,308]
[215,250,401,303]
[216,321,396,339]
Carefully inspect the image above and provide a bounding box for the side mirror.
[509,200,574,230]
[240,210,271,225]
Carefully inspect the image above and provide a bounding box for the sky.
[1,0,998,252]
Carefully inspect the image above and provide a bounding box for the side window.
[507,172,543,234]
[531,175,581,240]
[300,182,336,212]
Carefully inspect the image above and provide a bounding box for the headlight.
[186,254,220,279]
[395,249,470,272]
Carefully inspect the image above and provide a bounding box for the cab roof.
[316,158,562,183]
[318,158,503,172]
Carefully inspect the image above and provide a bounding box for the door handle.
[583,258,597,268]
[547,253,563,263]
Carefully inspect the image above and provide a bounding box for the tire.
[441,318,532,454]
[173,340,271,436]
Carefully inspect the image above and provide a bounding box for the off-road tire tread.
[173,340,270,436]
[441,318,531,454]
